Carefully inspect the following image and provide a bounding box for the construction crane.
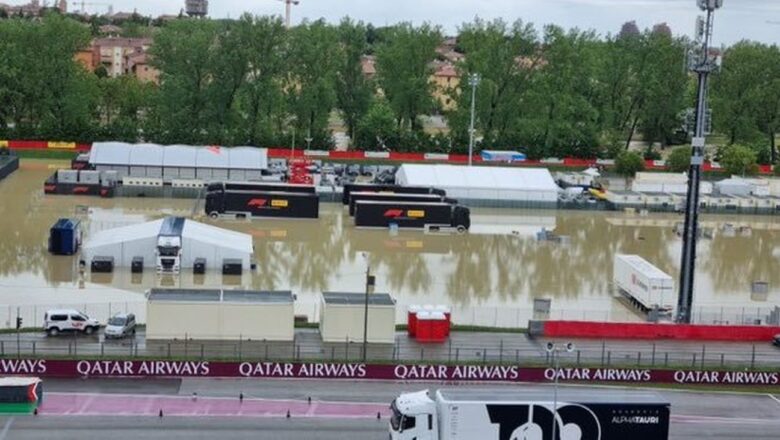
[275,0,299,29]
[72,1,112,15]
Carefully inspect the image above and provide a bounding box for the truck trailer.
[354,200,470,232]
[206,181,315,194]
[342,183,446,205]
[390,389,670,440]
[348,191,455,216]
[205,189,319,219]
[613,254,674,314]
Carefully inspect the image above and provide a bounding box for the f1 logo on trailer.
[248,198,268,207]
[487,403,601,440]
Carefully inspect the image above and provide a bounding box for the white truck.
[613,254,674,314]
[390,389,670,440]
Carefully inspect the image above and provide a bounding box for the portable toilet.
[48,218,81,255]
[407,305,421,337]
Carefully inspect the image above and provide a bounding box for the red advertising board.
[0,359,776,386]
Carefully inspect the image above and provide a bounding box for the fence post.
[100,342,104,357]
[691,353,697,367]
[238,335,242,362]
[482,349,487,364]
[265,344,269,360]
[167,343,171,359]
[701,345,706,368]
[331,346,335,360]
[184,334,189,357]
[32,342,36,357]
[200,344,204,360]
[664,352,669,367]
[448,340,452,363]
[499,340,503,364]
[455,348,459,362]
[600,341,605,366]
[750,345,756,370]
[651,343,656,366]
[344,337,349,362]
[576,350,581,366]
[720,353,724,368]
[637,352,641,367]
[516,349,520,364]
[420,348,424,361]
[606,351,611,366]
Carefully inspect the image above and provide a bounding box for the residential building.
[430,61,459,112]
[93,37,152,78]
[126,52,159,84]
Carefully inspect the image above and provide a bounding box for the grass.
[13,149,79,160]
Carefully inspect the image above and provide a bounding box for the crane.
[275,0,299,29]
[72,1,111,15]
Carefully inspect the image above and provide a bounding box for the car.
[773,334,780,347]
[104,313,136,339]
[43,309,100,336]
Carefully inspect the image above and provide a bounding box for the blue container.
[48,218,81,255]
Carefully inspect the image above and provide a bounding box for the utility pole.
[467,73,480,166]
[677,0,723,324]
[362,255,375,362]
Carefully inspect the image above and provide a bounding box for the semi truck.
[205,189,319,219]
[390,389,670,440]
[342,183,446,205]
[206,181,315,194]
[613,254,674,314]
[354,200,470,232]
[348,191,455,216]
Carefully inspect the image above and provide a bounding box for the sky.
[24,0,780,44]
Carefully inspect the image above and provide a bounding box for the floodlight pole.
[467,73,480,166]
[677,0,722,324]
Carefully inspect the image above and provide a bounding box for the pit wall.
[0,359,777,387]
[542,321,780,341]
[3,140,775,174]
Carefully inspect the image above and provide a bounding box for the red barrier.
[0,359,776,386]
[544,321,780,341]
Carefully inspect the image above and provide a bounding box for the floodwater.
[0,159,778,328]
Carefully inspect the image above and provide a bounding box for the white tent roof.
[83,219,164,250]
[182,220,253,254]
[83,218,253,254]
[89,142,267,170]
[396,164,558,192]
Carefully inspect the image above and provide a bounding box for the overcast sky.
[28,0,780,44]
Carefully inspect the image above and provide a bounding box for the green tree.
[335,18,372,148]
[667,146,692,173]
[449,18,539,150]
[375,23,441,131]
[286,19,339,148]
[720,144,758,176]
[356,99,397,149]
[615,150,645,177]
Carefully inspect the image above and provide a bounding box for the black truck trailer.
[205,189,319,219]
[348,191,456,216]
[354,200,470,232]
[207,181,315,194]
[341,183,446,205]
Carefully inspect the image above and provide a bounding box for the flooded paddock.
[0,159,778,328]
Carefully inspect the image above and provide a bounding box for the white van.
[43,310,100,336]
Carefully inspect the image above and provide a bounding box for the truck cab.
[390,390,438,440]
[156,235,181,273]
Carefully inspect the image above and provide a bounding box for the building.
[395,164,560,207]
[82,216,254,271]
[361,55,377,80]
[430,62,459,111]
[319,292,396,344]
[93,37,152,78]
[87,142,269,181]
[126,52,159,83]
[146,289,294,341]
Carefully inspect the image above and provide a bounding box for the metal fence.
[1,331,778,370]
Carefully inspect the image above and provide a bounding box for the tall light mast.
[677,0,723,324]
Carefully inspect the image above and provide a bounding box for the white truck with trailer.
[613,254,674,315]
[390,388,670,440]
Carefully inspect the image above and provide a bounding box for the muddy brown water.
[0,159,778,328]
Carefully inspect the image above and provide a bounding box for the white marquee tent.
[395,164,559,203]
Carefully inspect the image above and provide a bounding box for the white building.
[82,217,253,271]
[88,142,268,181]
[395,164,559,205]
[319,292,396,343]
[632,172,713,195]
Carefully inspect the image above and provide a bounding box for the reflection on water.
[0,160,778,326]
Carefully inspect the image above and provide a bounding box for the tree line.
[0,13,778,162]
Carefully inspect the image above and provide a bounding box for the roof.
[148,289,293,304]
[0,378,42,387]
[88,142,268,170]
[616,254,673,280]
[397,164,558,192]
[84,218,253,254]
[437,389,668,405]
[322,292,395,306]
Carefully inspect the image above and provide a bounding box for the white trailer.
[390,389,670,440]
[613,254,674,313]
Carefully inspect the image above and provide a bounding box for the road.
[2,328,779,369]
[0,378,776,439]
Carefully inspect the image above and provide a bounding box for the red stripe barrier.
[544,320,780,341]
[0,359,776,385]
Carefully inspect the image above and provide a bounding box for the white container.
[613,254,674,311]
